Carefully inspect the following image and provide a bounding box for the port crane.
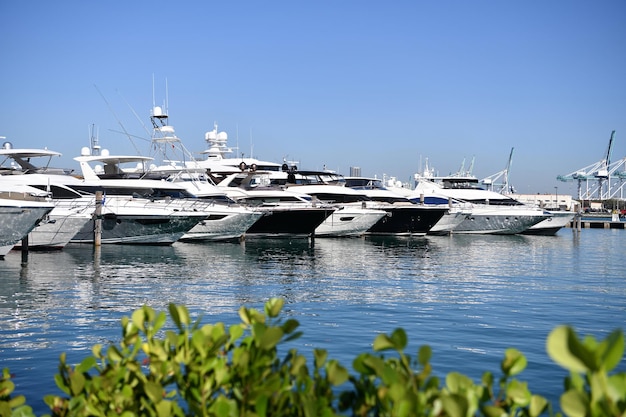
[481,147,515,194]
[557,131,626,200]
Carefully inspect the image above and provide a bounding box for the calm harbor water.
[1,228,625,415]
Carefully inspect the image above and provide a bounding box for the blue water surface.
[0,228,624,415]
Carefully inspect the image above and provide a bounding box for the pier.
[568,218,626,229]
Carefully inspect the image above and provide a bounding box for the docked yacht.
[0,182,55,256]
[249,169,387,237]
[522,211,575,235]
[384,178,470,235]
[142,105,264,240]
[0,144,207,245]
[0,146,92,249]
[411,171,549,234]
[342,177,448,235]
[216,171,335,237]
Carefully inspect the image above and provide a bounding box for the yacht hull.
[522,211,575,236]
[315,207,387,237]
[245,207,334,237]
[180,208,264,241]
[427,208,469,235]
[71,213,205,245]
[453,207,547,234]
[14,208,92,250]
[366,206,447,235]
[0,200,54,256]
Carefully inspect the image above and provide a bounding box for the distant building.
[511,193,578,211]
[350,166,361,177]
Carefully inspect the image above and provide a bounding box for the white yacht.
[0,144,207,245]
[522,211,575,235]
[216,171,335,237]
[242,169,387,237]
[0,146,92,249]
[342,176,449,235]
[383,178,470,235]
[141,105,264,240]
[411,169,549,234]
[0,182,55,256]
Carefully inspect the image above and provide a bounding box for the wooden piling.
[94,191,103,246]
[21,234,29,264]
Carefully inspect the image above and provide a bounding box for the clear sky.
[1,1,625,195]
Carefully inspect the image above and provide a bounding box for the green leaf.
[506,380,531,406]
[265,298,284,318]
[7,394,25,408]
[607,373,626,402]
[441,393,468,417]
[501,348,527,376]
[76,356,97,373]
[600,329,624,372]
[239,307,252,325]
[258,327,284,350]
[132,308,147,332]
[314,349,328,369]
[481,371,494,389]
[373,334,395,351]
[327,360,349,386]
[547,326,588,373]
[145,381,164,403]
[390,328,408,350]
[176,305,190,327]
[529,395,549,417]
[281,318,299,334]
[154,310,168,332]
[156,399,172,417]
[229,323,244,343]
[445,372,473,394]
[567,330,600,372]
[418,345,432,366]
[91,344,103,359]
[482,404,506,417]
[69,371,85,395]
[255,394,269,417]
[560,389,589,417]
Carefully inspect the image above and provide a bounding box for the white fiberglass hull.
[70,196,207,245]
[14,206,92,250]
[523,211,575,235]
[0,199,54,256]
[180,206,264,241]
[315,206,387,237]
[452,205,548,234]
[427,207,470,235]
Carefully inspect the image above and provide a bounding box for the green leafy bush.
[1,298,624,417]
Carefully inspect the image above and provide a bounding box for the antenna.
[249,127,253,158]
[94,84,142,155]
[118,90,151,142]
[165,78,169,116]
[152,73,155,109]
[89,124,101,156]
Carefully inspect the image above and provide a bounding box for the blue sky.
[1,1,625,194]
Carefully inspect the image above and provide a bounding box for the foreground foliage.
[1,298,624,417]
